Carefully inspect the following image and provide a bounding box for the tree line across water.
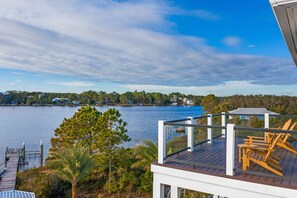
[1,90,297,115]
[0,90,202,106]
[200,94,297,115]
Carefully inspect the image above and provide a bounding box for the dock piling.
[22,142,26,161]
[40,140,44,166]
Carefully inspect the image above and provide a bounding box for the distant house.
[52,97,69,105]
[182,97,194,106]
[228,108,279,120]
[38,93,45,99]
[52,97,60,104]
[3,92,11,104]
[72,100,80,105]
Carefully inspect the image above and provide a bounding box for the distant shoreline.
[0,104,197,107]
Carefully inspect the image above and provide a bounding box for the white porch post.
[226,124,235,176]
[170,185,180,198]
[153,177,164,198]
[187,117,194,152]
[221,112,226,137]
[264,113,269,128]
[158,120,166,164]
[207,114,213,143]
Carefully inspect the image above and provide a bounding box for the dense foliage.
[200,94,297,115]
[17,106,152,198]
[48,146,95,198]
[1,90,296,115]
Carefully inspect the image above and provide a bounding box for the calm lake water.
[0,106,203,163]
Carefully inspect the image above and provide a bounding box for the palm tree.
[48,145,95,198]
[132,139,158,171]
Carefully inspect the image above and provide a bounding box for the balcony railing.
[157,112,297,183]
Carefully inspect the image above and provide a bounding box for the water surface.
[0,106,203,163]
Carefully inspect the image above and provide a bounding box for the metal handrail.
[166,147,190,158]
[165,118,191,123]
[234,126,297,134]
[164,122,226,129]
[268,114,297,118]
[193,115,210,119]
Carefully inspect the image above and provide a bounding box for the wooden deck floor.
[0,152,19,192]
[164,137,297,190]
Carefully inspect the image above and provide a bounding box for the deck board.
[163,137,297,190]
[0,152,19,192]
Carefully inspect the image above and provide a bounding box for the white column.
[170,185,180,198]
[264,113,269,128]
[187,117,194,152]
[153,177,164,198]
[221,112,226,137]
[226,124,235,176]
[207,114,213,143]
[158,120,166,164]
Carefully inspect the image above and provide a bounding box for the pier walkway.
[0,150,19,192]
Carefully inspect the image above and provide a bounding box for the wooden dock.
[0,150,19,192]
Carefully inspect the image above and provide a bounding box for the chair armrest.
[244,139,268,143]
[247,136,265,139]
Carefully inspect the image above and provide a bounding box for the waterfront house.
[38,93,45,99]
[72,100,80,106]
[228,108,279,120]
[52,97,69,105]
[151,1,297,197]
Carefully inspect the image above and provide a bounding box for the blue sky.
[0,0,296,96]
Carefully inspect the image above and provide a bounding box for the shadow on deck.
[164,137,297,190]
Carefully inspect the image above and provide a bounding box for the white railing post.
[170,185,180,198]
[207,114,213,143]
[153,178,164,198]
[221,112,226,137]
[226,124,235,176]
[264,113,269,128]
[158,120,166,164]
[187,117,194,152]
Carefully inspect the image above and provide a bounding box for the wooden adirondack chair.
[245,119,292,144]
[239,120,294,163]
[275,122,297,154]
[244,133,283,176]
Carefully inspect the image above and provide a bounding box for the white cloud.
[191,9,220,21]
[222,36,242,46]
[248,44,256,48]
[0,0,295,89]
[48,81,94,87]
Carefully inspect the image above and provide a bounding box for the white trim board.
[152,164,297,198]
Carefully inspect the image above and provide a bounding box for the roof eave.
[270,0,297,66]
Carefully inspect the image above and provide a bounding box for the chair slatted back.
[264,133,282,162]
[282,119,292,130]
[280,122,296,143]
